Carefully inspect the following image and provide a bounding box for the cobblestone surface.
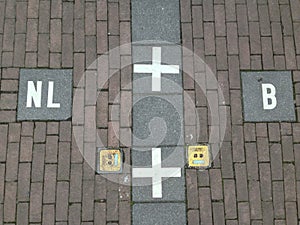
[0,0,299,224]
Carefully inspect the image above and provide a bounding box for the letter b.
[262,83,277,110]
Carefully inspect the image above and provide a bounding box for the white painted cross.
[132,148,181,198]
[133,47,180,92]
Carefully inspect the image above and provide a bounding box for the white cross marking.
[133,47,180,92]
[132,148,181,198]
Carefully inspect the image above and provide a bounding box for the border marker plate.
[96,149,123,173]
[187,145,211,169]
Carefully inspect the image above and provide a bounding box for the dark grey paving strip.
[131,0,180,44]
[131,0,186,224]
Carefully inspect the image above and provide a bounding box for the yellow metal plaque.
[98,149,122,173]
[187,145,211,169]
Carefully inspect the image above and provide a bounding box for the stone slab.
[241,71,296,122]
[132,94,184,147]
[17,69,72,121]
[132,203,186,225]
[132,45,183,94]
[131,0,180,43]
[132,146,185,202]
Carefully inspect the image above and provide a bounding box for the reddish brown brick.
[272,181,285,219]
[259,163,272,201]
[38,1,50,33]
[203,0,213,21]
[0,164,4,203]
[33,122,46,143]
[230,90,243,125]
[31,144,45,182]
[209,169,223,200]
[37,33,50,67]
[62,34,73,68]
[60,121,72,142]
[280,5,293,35]
[259,5,271,36]
[227,23,238,55]
[285,202,297,225]
[62,2,73,34]
[284,36,297,69]
[74,19,85,52]
[69,164,82,203]
[74,0,84,19]
[43,164,57,204]
[199,188,213,224]
[17,163,31,202]
[20,137,33,162]
[186,169,199,209]
[97,1,107,21]
[51,0,62,19]
[223,180,237,219]
[239,37,251,69]
[119,0,130,21]
[120,22,131,55]
[17,202,29,225]
[3,182,17,223]
[216,37,228,70]
[215,5,226,37]
[8,123,20,143]
[56,182,69,221]
[3,19,15,52]
[119,201,131,225]
[235,163,249,201]
[16,2,27,33]
[5,143,19,182]
[26,19,38,52]
[238,203,250,225]
[204,22,215,55]
[192,6,203,38]
[50,19,62,53]
[69,203,81,225]
[282,136,294,162]
[283,163,296,201]
[42,204,55,225]
[212,202,225,225]
[85,2,96,36]
[108,2,119,35]
[29,183,43,223]
[45,136,58,163]
[0,125,8,162]
[237,5,248,36]
[228,56,240,89]
[57,142,70,181]
[245,143,259,180]
[232,125,245,162]
[120,56,132,90]
[269,143,283,181]
[262,201,274,225]
[249,181,262,219]
[82,180,95,221]
[188,210,200,225]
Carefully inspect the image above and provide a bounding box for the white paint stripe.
[132,148,182,198]
[133,47,180,92]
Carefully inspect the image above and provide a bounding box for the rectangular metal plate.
[187,145,211,169]
[97,149,123,173]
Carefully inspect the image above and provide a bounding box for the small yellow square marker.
[187,145,211,169]
[97,149,123,173]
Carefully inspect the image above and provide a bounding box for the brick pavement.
[181,0,300,224]
[0,0,299,224]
